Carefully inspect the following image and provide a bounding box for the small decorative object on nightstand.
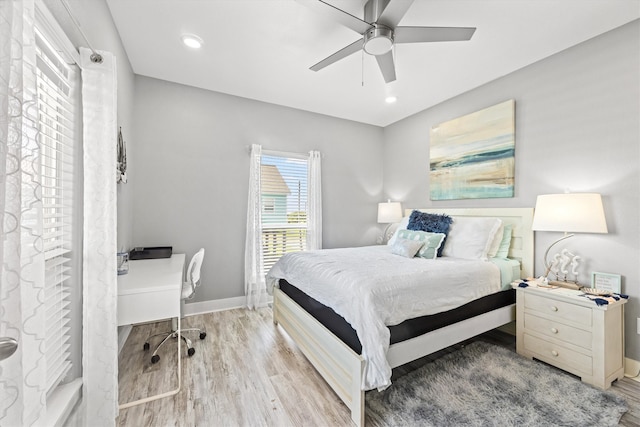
[513,282,627,389]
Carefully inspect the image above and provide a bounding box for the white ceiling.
[105,0,639,127]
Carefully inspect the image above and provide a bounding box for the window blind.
[260,153,308,272]
[35,29,77,395]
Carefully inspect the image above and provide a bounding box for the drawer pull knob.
[550,306,558,312]
[551,327,558,334]
[551,350,559,357]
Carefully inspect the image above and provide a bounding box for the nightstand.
[513,284,627,389]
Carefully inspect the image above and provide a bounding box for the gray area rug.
[366,341,627,426]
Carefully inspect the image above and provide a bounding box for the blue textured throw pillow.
[407,211,453,256]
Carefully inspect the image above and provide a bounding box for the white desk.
[118,254,185,326]
[117,253,185,409]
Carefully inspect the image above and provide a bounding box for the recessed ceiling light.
[385,96,397,104]
[181,34,203,49]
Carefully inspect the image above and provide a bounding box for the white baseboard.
[183,295,250,316]
[625,357,640,382]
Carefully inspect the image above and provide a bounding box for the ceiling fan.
[297,0,476,83]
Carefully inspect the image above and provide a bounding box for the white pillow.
[441,217,503,261]
[487,223,505,258]
[387,215,410,246]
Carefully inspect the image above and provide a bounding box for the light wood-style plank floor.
[117,307,640,426]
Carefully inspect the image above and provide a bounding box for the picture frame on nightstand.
[591,272,621,293]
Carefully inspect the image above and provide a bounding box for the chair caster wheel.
[199,332,206,340]
[187,348,195,357]
[143,342,150,351]
[151,354,160,364]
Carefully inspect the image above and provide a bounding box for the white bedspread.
[266,245,501,391]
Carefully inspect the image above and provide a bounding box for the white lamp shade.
[532,193,608,233]
[377,202,403,224]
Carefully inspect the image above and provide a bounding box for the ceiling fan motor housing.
[363,25,394,56]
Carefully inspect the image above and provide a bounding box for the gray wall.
[383,20,640,360]
[131,76,384,302]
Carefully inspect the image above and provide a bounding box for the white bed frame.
[272,208,534,426]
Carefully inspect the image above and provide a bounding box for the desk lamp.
[377,200,403,243]
[532,193,608,287]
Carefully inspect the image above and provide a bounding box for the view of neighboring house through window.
[261,153,308,272]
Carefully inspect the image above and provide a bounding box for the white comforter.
[266,245,501,391]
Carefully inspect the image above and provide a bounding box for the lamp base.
[548,280,580,290]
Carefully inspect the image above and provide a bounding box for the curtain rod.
[59,0,103,63]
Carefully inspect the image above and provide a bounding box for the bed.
[268,208,534,426]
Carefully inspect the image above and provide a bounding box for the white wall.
[383,21,640,360]
[131,76,384,302]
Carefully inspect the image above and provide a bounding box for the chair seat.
[182,281,194,300]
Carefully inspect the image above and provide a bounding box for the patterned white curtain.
[244,144,267,309]
[79,47,119,423]
[0,1,48,425]
[306,151,322,250]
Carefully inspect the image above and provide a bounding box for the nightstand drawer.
[523,333,592,375]
[524,293,591,325]
[524,313,592,349]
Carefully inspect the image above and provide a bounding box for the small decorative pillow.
[441,216,503,261]
[406,211,453,256]
[390,237,425,258]
[387,215,410,246]
[397,229,446,260]
[494,224,513,259]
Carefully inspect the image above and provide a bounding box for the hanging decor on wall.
[429,99,515,200]
[117,126,127,183]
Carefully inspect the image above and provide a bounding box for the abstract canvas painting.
[430,100,515,200]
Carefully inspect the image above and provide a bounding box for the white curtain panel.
[306,150,322,250]
[244,144,268,309]
[79,47,119,423]
[0,1,48,425]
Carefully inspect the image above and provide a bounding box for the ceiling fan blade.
[376,0,415,28]
[296,0,372,34]
[394,26,476,44]
[375,51,396,83]
[310,38,364,72]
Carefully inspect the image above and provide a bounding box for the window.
[35,24,81,396]
[260,153,308,272]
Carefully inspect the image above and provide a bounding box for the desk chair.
[144,248,206,363]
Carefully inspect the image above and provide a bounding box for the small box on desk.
[129,246,172,260]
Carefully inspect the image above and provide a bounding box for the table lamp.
[378,200,403,243]
[532,193,608,287]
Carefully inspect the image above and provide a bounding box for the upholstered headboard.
[407,207,534,279]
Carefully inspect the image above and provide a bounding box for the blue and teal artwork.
[429,99,515,200]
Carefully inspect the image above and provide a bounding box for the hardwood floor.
[117,307,640,426]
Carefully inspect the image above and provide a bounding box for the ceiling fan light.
[181,34,203,49]
[363,26,394,56]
